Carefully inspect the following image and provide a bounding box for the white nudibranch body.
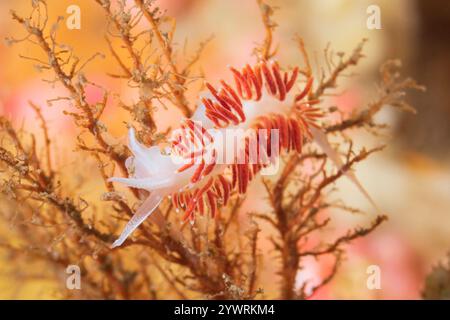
[109,60,323,248]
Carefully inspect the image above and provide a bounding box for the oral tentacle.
[111,192,163,248]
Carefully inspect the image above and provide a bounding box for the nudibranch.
[109,60,322,248]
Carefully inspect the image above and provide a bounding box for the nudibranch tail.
[310,127,382,213]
